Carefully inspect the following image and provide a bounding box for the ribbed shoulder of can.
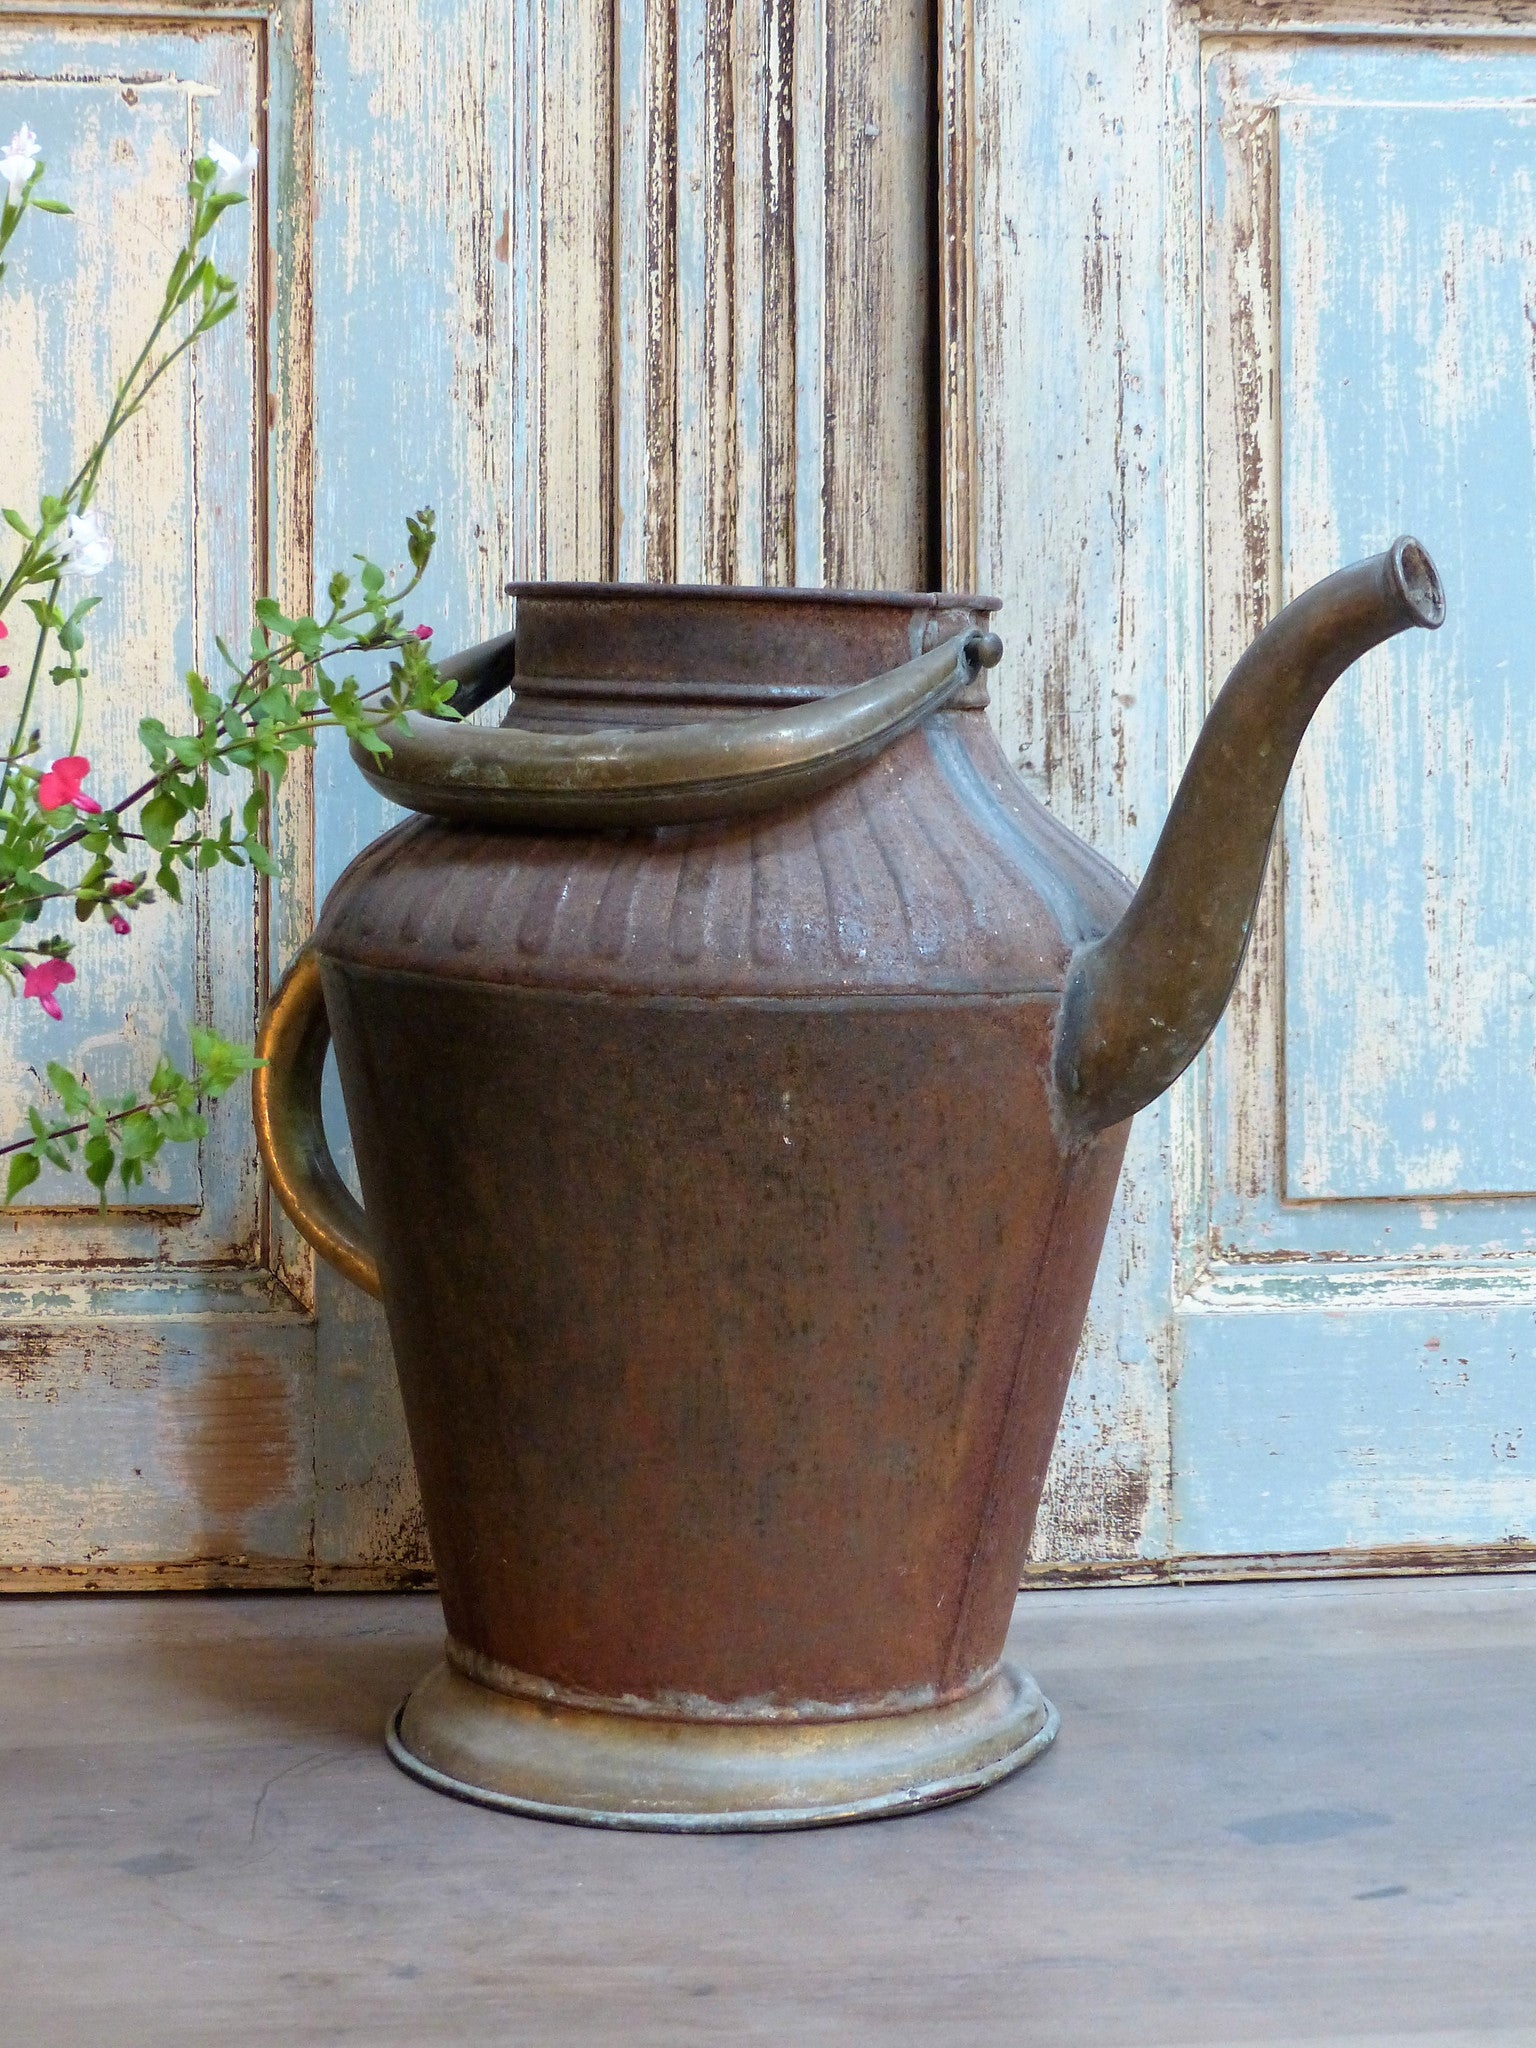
[314,723,1132,998]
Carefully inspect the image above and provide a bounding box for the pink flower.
[1,616,7,680]
[107,879,134,898]
[22,957,75,1021]
[412,624,432,641]
[109,913,130,936]
[36,755,102,814]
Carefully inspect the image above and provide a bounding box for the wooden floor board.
[1,1576,1533,2046]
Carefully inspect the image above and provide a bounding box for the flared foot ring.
[385,1657,1058,1832]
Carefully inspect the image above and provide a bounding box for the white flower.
[57,509,113,579]
[205,139,258,197]
[0,123,41,205]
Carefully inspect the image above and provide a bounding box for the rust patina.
[254,552,1443,1828]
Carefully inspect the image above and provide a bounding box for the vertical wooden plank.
[792,0,826,584]
[1200,61,1284,1228]
[268,0,318,1305]
[675,0,737,580]
[970,0,1175,1562]
[821,0,930,588]
[616,0,674,578]
[508,0,545,581]
[615,0,652,578]
[755,0,798,583]
[539,0,613,579]
[938,0,977,592]
[730,0,766,580]
[308,0,510,1575]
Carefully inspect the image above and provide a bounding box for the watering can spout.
[1052,537,1446,1140]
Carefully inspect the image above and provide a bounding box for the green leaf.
[31,198,72,216]
[187,672,223,723]
[48,1075,91,1118]
[406,512,436,572]
[158,1105,206,1145]
[83,1134,114,1190]
[2,508,35,540]
[140,790,185,850]
[46,1063,92,1116]
[117,1113,163,1164]
[358,560,385,596]
[4,1152,41,1203]
[253,596,296,636]
[138,716,172,764]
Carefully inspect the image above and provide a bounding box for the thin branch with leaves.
[0,130,455,1203]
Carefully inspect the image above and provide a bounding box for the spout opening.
[1390,536,1446,630]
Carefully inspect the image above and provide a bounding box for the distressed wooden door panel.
[1177,30,1536,1556]
[1,0,943,1586]
[968,2,1536,1568]
[313,0,938,1578]
[966,2,1176,1564]
[0,15,316,1581]
[305,0,511,1580]
[516,0,934,587]
[313,0,939,1575]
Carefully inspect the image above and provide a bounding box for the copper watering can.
[255,540,1444,1829]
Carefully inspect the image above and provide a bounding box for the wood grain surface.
[2,1574,1533,2044]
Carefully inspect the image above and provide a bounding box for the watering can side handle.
[439,627,517,717]
[253,946,382,1301]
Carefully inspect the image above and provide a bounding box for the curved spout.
[1053,537,1445,1140]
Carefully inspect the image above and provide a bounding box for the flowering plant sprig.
[0,130,455,1204]
[0,1030,260,1200]
[0,124,70,286]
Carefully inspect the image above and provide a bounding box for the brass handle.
[253,947,381,1299]
[350,628,1004,831]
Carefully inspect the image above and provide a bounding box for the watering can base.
[385,1658,1058,1832]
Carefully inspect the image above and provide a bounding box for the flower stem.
[0,1095,148,1161]
[0,577,58,812]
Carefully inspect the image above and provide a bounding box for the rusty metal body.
[255,557,1444,1828]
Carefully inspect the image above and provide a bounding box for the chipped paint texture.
[1177,28,1536,1554]
[0,19,318,1578]
[969,1,1173,1562]
[15,0,1536,1583]
[524,0,932,586]
[971,5,1536,1562]
[2,0,938,1584]
[309,0,509,1576]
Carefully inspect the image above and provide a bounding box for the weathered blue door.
[7,0,1533,1583]
[0,2,511,1583]
[968,5,1536,1568]
[0,0,935,1582]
